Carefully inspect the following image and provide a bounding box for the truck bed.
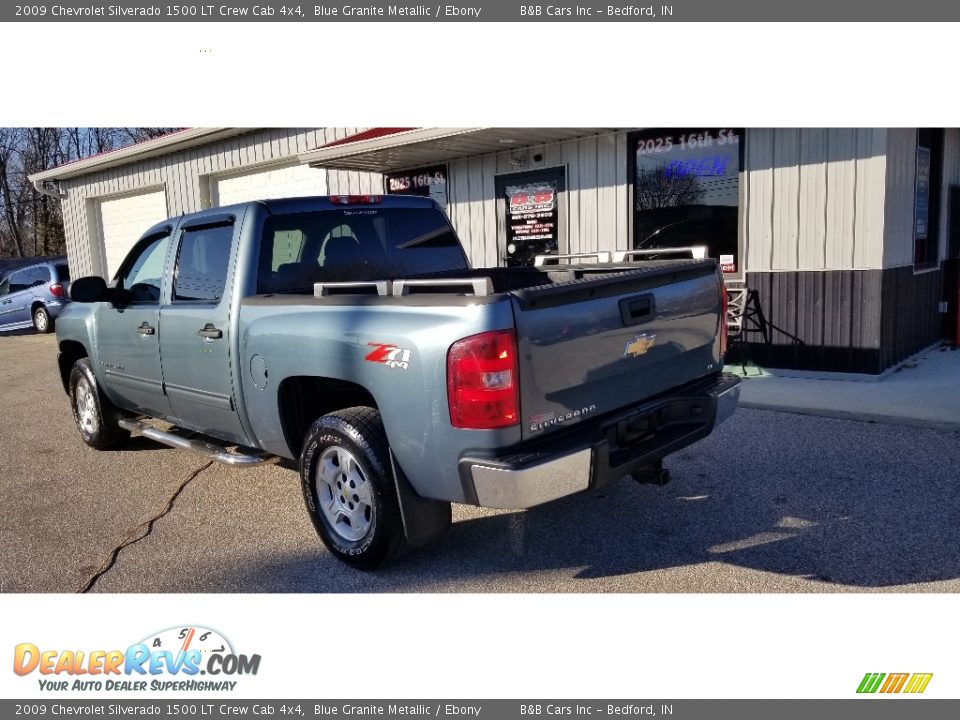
[246,257,723,444]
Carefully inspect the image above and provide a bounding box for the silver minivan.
[0,261,71,333]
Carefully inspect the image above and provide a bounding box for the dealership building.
[31,126,960,374]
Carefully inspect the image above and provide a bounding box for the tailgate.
[510,261,723,441]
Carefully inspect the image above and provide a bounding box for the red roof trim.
[320,128,418,149]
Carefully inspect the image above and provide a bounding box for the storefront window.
[630,128,742,274]
[914,128,944,268]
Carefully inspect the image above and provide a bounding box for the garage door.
[211,163,328,206]
[99,190,168,278]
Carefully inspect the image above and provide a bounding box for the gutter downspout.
[33,178,65,200]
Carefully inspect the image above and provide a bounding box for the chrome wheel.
[75,378,98,435]
[34,309,47,332]
[314,445,374,542]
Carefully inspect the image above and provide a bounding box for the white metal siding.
[60,127,951,281]
[745,128,887,272]
[60,128,380,278]
[211,162,327,206]
[883,128,917,269]
[446,128,891,273]
[98,189,168,278]
[446,131,628,268]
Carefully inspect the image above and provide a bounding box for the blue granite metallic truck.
[55,194,739,568]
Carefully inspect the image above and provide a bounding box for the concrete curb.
[739,401,960,433]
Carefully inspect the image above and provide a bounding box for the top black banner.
[5,0,959,21]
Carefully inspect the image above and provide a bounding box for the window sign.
[505,181,560,264]
[385,165,447,208]
[913,129,943,268]
[631,128,742,274]
[494,167,566,267]
[915,146,931,241]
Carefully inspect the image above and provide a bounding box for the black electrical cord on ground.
[77,461,213,593]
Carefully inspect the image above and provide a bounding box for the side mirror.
[69,276,108,303]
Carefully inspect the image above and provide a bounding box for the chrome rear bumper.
[465,373,740,510]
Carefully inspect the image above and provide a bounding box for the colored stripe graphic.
[857,673,885,693]
[880,673,909,693]
[857,672,932,694]
[904,673,933,694]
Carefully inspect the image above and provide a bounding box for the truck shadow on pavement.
[207,410,960,591]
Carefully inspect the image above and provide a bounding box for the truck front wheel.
[299,407,406,569]
[69,358,130,450]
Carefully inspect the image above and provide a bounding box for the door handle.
[136,322,155,336]
[197,323,223,340]
[1,300,10,305]
[619,293,656,327]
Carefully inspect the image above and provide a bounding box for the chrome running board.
[118,418,277,467]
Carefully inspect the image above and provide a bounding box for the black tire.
[300,406,406,569]
[69,358,130,450]
[33,305,52,333]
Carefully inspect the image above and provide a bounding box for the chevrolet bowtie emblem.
[624,333,656,358]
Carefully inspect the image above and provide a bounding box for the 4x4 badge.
[365,342,411,370]
[624,333,656,358]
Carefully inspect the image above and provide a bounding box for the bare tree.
[0,128,27,257]
[120,127,181,144]
[0,128,180,259]
[635,166,704,212]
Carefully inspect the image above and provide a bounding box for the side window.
[8,270,29,293]
[30,266,51,287]
[173,223,234,303]
[117,231,171,304]
[0,277,9,296]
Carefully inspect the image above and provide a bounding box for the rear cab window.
[257,206,468,294]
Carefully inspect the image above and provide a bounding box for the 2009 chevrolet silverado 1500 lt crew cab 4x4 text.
[56,195,739,568]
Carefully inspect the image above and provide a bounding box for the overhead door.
[211,163,328,206]
[99,189,168,278]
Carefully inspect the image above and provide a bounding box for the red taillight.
[50,283,64,299]
[447,330,519,430]
[719,282,729,356]
[329,195,383,205]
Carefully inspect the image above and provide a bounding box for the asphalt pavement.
[3,332,959,593]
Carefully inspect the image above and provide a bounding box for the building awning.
[299,127,620,172]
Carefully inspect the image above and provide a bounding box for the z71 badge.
[365,342,411,370]
[624,333,656,358]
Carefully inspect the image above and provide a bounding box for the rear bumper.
[45,300,65,317]
[462,373,740,509]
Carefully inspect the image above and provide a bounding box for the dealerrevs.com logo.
[13,626,261,693]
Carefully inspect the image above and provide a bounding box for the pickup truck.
[56,194,739,568]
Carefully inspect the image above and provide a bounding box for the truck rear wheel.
[299,407,406,569]
[69,358,130,450]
